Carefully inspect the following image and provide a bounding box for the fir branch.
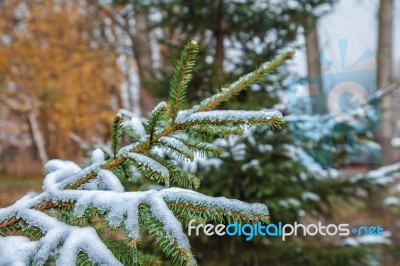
[196,50,294,112]
[157,137,195,161]
[167,202,268,225]
[0,44,294,265]
[100,238,137,265]
[55,208,90,227]
[177,110,284,129]
[168,41,199,121]
[188,125,245,137]
[147,153,201,189]
[176,137,223,158]
[125,127,142,143]
[146,101,167,141]
[63,157,125,189]
[126,152,169,183]
[139,207,197,266]
[160,188,270,225]
[60,50,291,190]
[77,252,97,266]
[111,113,124,158]
[113,161,133,180]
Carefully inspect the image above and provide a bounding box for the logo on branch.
[287,39,381,166]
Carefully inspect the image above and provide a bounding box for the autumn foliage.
[0,0,120,159]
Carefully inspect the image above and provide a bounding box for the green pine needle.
[168,41,199,121]
[177,137,224,158]
[146,101,168,141]
[111,113,124,158]
[147,154,201,189]
[139,207,197,266]
[196,50,295,112]
[0,45,294,266]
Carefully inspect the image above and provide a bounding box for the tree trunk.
[92,1,155,116]
[377,0,394,165]
[132,12,155,116]
[214,0,226,83]
[304,16,326,115]
[24,95,48,164]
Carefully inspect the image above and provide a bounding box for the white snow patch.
[342,231,392,246]
[383,197,400,206]
[302,192,320,201]
[91,148,105,163]
[392,137,400,147]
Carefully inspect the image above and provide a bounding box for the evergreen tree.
[111,1,395,265]
[0,42,292,265]
[126,0,299,105]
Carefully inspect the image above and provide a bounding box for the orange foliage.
[0,0,121,159]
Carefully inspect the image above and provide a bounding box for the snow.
[1,186,266,263]
[181,157,223,173]
[91,148,105,163]
[159,187,268,217]
[123,116,147,140]
[159,137,194,160]
[342,231,392,246]
[0,101,285,264]
[351,162,400,185]
[117,143,138,155]
[215,137,246,161]
[258,144,273,153]
[287,198,301,207]
[1,151,270,264]
[126,152,169,179]
[44,159,81,173]
[56,227,121,266]
[42,165,80,191]
[144,195,190,249]
[283,144,326,171]
[0,199,122,265]
[302,192,320,201]
[97,169,125,192]
[241,159,260,171]
[392,137,400,147]
[0,236,38,266]
[71,190,152,239]
[383,197,400,206]
[177,110,282,125]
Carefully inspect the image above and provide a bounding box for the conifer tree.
[114,1,396,265]
[0,42,293,265]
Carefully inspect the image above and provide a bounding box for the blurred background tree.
[0,0,121,161]
[106,1,393,265]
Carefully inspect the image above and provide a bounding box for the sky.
[292,0,400,77]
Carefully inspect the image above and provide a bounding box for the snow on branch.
[0,161,268,265]
[176,110,283,129]
[351,162,400,185]
[0,42,291,265]
[0,193,121,265]
[195,50,294,112]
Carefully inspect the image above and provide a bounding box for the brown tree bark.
[23,95,48,164]
[376,0,394,165]
[92,2,156,116]
[214,0,226,83]
[132,12,156,116]
[304,16,326,115]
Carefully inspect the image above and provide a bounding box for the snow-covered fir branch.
[0,42,292,265]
